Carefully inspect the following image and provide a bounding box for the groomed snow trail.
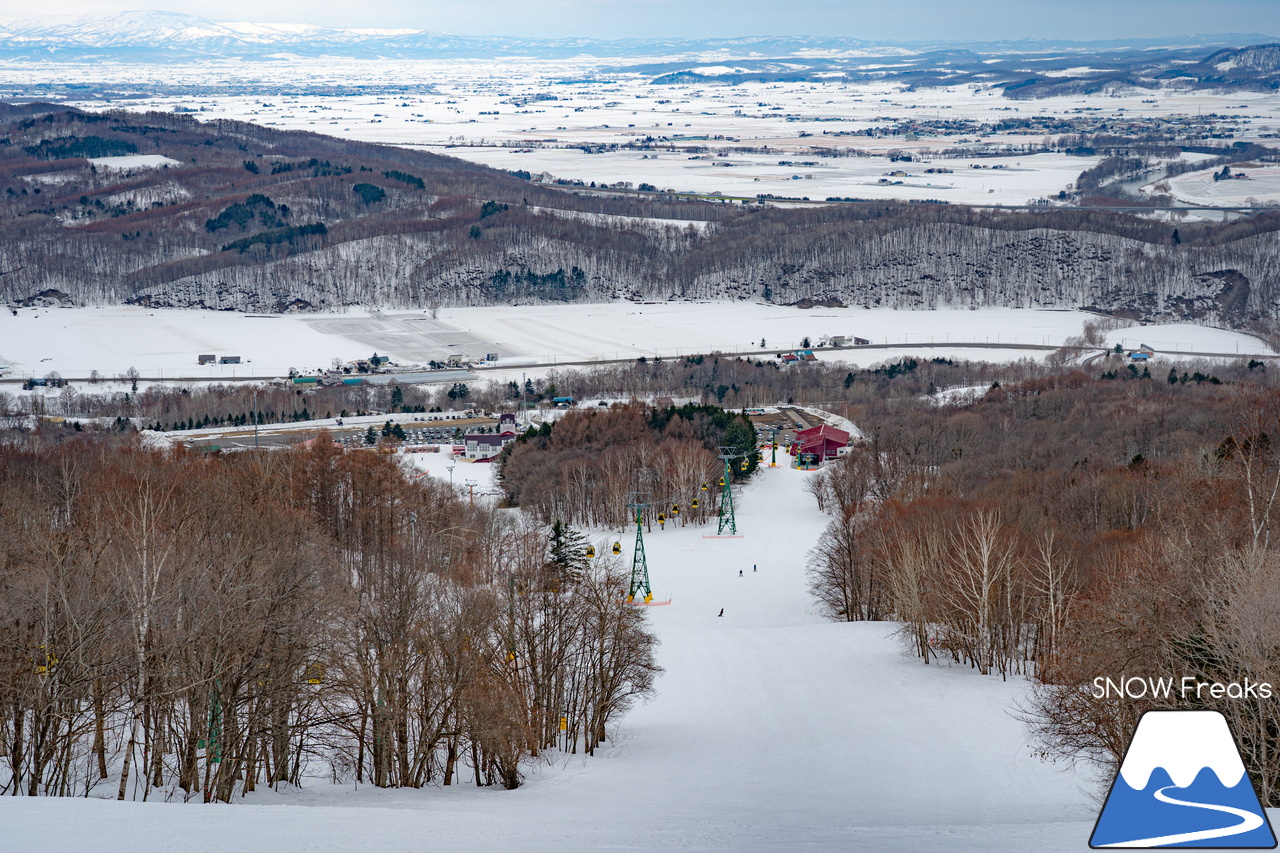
[3,464,1106,851]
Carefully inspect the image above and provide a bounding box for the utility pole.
[253,388,259,449]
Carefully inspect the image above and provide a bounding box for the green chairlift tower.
[716,446,739,536]
[626,494,652,603]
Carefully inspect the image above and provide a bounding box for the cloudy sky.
[16,0,1280,41]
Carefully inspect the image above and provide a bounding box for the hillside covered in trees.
[4,102,1280,328]
[497,403,759,528]
[0,438,659,799]
[804,364,1280,803]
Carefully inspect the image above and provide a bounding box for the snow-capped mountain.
[1184,42,1280,85]
[1093,711,1275,849]
[1118,711,1247,790]
[0,11,889,59]
[0,11,417,46]
[0,11,1272,61]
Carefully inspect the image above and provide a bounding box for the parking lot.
[747,406,821,451]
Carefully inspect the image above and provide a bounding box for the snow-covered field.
[87,154,184,170]
[1151,164,1280,207]
[446,304,1093,362]
[16,57,1280,204]
[2,304,1271,382]
[1103,323,1277,357]
[0,306,377,379]
[439,144,1093,204]
[0,463,1105,852]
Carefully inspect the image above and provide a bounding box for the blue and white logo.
[1091,710,1277,848]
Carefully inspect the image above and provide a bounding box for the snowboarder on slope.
[718,608,724,617]
[739,569,743,577]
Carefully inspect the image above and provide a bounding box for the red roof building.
[791,425,851,463]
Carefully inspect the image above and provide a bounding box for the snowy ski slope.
[0,463,1112,851]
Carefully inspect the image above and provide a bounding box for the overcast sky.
[15,1,1280,41]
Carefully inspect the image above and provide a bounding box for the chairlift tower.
[625,491,653,603]
[716,446,740,535]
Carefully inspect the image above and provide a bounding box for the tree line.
[804,363,1280,803]
[0,436,659,800]
[497,403,758,529]
[2,350,1261,439]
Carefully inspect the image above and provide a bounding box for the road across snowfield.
[4,305,1274,384]
[0,304,1095,380]
[1,462,1116,851]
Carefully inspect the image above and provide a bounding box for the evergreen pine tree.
[547,519,590,584]
[723,418,757,475]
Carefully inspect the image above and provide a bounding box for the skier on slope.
[739,569,743,577]
[718,608,724,617]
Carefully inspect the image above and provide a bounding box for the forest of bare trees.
[497,403,758,529]
[0,436,659,800]
[0,380,445,432]
[5,102,1280,330]
[803,365,1280,802]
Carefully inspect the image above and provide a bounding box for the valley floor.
[10,302,1273,384]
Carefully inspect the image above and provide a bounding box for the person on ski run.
[718,608,724,617]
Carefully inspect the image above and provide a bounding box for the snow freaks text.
[1093,677,1275,701]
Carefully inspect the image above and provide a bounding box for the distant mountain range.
[1187,43,1280,82]
[0,11,1273,61]
[996,41,1280,98]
